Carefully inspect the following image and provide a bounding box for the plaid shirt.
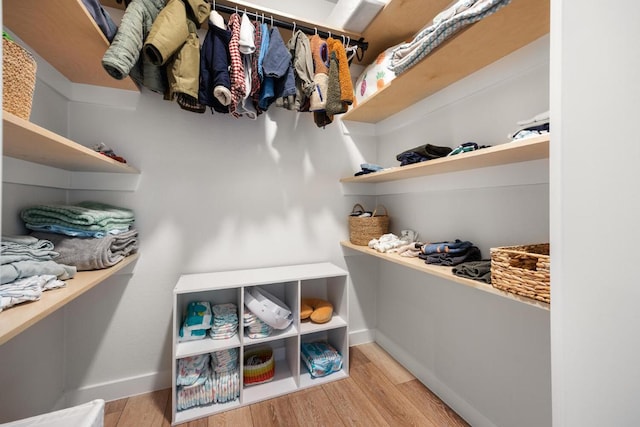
[227,13,245,118]
[250,21,263,114]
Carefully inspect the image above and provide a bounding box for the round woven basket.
[3,36,37,120]
[348,204,390,246]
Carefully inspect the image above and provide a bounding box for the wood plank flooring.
[104,343,470,427]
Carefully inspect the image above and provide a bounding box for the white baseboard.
[349,328,376,346]
[64,370,172,406]
[375,330,497,427]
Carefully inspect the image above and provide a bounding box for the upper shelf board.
[340,133,549,183]
[3,0,138,91]
[3,111,139,174]
[343,0,550,123]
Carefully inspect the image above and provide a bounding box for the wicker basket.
[243,347,274,386]
[2,35,37,120]
[491,243,550,303]
[348,204,390,246]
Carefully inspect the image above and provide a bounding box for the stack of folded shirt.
[21,201,135,238]
[419,239,482,266]
[179,301,213,342]
[176,354,215,411]
[368,229,419,253]
[396,143,452,166]
[210,303,238,339]
[1,235,76,311]
[354,163,384,176]
[243,307,273,338]
[452,260,492,283]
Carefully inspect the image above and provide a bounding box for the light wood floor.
[104,343,470,427]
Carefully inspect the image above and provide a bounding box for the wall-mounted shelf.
[3,111,139,174]
[343,0,550,123]
[3,0,138,91]
[341,241,548,311]
[340,134,549,183]
[0,253,139,346]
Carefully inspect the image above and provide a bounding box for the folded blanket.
[389,0,512,75]
[25,223,130,238]
[421,246,482,266]
[30,229,138,271]
[1,260,76,285]
[21,201,135,231]
[452,260,492,283]
[1,235,58,264]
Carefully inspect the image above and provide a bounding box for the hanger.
[292,22,296,34]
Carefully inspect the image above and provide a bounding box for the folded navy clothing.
[421,239,473,255]
[396,143,452,166]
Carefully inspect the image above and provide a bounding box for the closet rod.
[210,2,369,54]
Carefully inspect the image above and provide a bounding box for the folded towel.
[1,235,58,264]
[1,260,76,285]
[452,260,492,283]
[21,201,135,230]
[30,229,138,271]
[0,274,65,312]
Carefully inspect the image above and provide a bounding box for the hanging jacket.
[327,37,354,108]
[167,20,200,101]
[102,0,166,93]
[287,30,314,112]
[143,0,209,66]
[81,0,118,42]
[262,28,296,110]
[309,34,329,112]
[198,12,232,113]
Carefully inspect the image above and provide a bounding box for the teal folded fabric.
[20,201,135,231]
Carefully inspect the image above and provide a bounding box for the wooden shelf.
[3,111,139,174]
[343,0,550,123]
[0,253,139,346]
[340,134,549,183]
[3,0,138,91]
[341,241,549,311]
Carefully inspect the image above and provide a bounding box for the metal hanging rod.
[210,2,368,54]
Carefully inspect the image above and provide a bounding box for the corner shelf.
[340,134,549,183]
[341,241,548,311]
[3,111,139,174]
[0,253,139,346]
[3,0,138,91]
[343,0,550,123]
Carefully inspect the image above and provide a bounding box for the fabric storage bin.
[2,33,37,120]
[243,346,274,386]
[490,243,550,303]
[348,204,389,246]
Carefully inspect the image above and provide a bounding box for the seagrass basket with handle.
[2,33,37,120]
[348,203,390,246]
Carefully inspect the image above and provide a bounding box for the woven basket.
[490,243,550,303]
[2,36,37,120]
[243,347,274,386]
[348,204,390,246]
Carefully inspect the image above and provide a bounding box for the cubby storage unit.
[171,262,349,424]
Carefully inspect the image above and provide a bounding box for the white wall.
[550,1,640,426]
[0,57,378,420]
[362,36,552,427]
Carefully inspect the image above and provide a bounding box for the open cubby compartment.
[299,328,349,389]
[173,350,241,423]
[174,287,242,358]
[241,281,299,346]
[241,337,299,405]
[299,275,348,335]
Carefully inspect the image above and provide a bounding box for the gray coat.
[102,0,167,93]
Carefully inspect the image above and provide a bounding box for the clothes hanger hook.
[292,22,296,33]
[314,27,317,35]
[271,15,273,27]
[328,31,332,39]
[342,34,345,45]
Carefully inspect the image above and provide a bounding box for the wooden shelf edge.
[0,253,139,346]
[343,0,550,123]
[340,241,549,311]
[4,0,139,92]
[3,111,140,174]
[340,134,550,183]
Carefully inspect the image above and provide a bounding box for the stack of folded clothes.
[509,110,550,140]
[0,235,77,311]
[419,239,482,266]
[396,143,452,166]
[20,201,138,272]
[452,260,492,283]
